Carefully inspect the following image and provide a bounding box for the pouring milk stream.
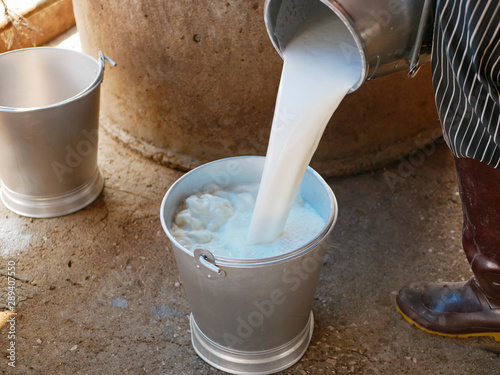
[247,10,362,244]
[171,9,362,256]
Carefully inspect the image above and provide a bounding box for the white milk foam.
[247,11,362,244]
[171,183,326,259]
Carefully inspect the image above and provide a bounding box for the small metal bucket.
[264,0,433,91]
[160,156,338,374]
[0,47,115,218]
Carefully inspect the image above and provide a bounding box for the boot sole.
[394,298,500,342]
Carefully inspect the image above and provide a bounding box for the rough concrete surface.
[0,126,499,375]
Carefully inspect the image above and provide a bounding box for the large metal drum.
[73,0,440,177]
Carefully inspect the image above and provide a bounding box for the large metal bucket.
[160,156,338,374]
[0,47,115,218]
[264,0,433,91]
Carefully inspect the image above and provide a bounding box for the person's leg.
[459,157,500,304]
[395,157,500,340]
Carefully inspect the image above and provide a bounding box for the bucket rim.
[0,47,104,113]
[160,156,338,267]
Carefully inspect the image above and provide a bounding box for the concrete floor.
[0,30,499,375]
[1,128,499,374]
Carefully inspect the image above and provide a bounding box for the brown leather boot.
[396,157,500,341]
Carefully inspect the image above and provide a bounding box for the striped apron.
[433,0,500,169]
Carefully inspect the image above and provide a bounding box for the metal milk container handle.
[264,0,433,91]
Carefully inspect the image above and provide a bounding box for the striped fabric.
[432,0,500,169]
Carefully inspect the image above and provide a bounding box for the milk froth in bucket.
[171,183,326,258]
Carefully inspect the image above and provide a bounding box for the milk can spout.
[264,0,434,92]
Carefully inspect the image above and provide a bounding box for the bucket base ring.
[190,311,314,375]
[0,168,104,218]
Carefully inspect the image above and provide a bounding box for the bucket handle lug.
[99,51,117,68]
[194,249,226,280]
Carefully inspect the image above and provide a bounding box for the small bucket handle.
[99,51,117,70]
[84,51,116,93]
[194,249,227,280]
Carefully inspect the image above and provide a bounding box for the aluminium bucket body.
[264,0,434,91]
[0,47,114,218]
[160,156,338,374]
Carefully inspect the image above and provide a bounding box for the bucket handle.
[87,52,116,90]
[194,249,226,280]
[99,51,117,70]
